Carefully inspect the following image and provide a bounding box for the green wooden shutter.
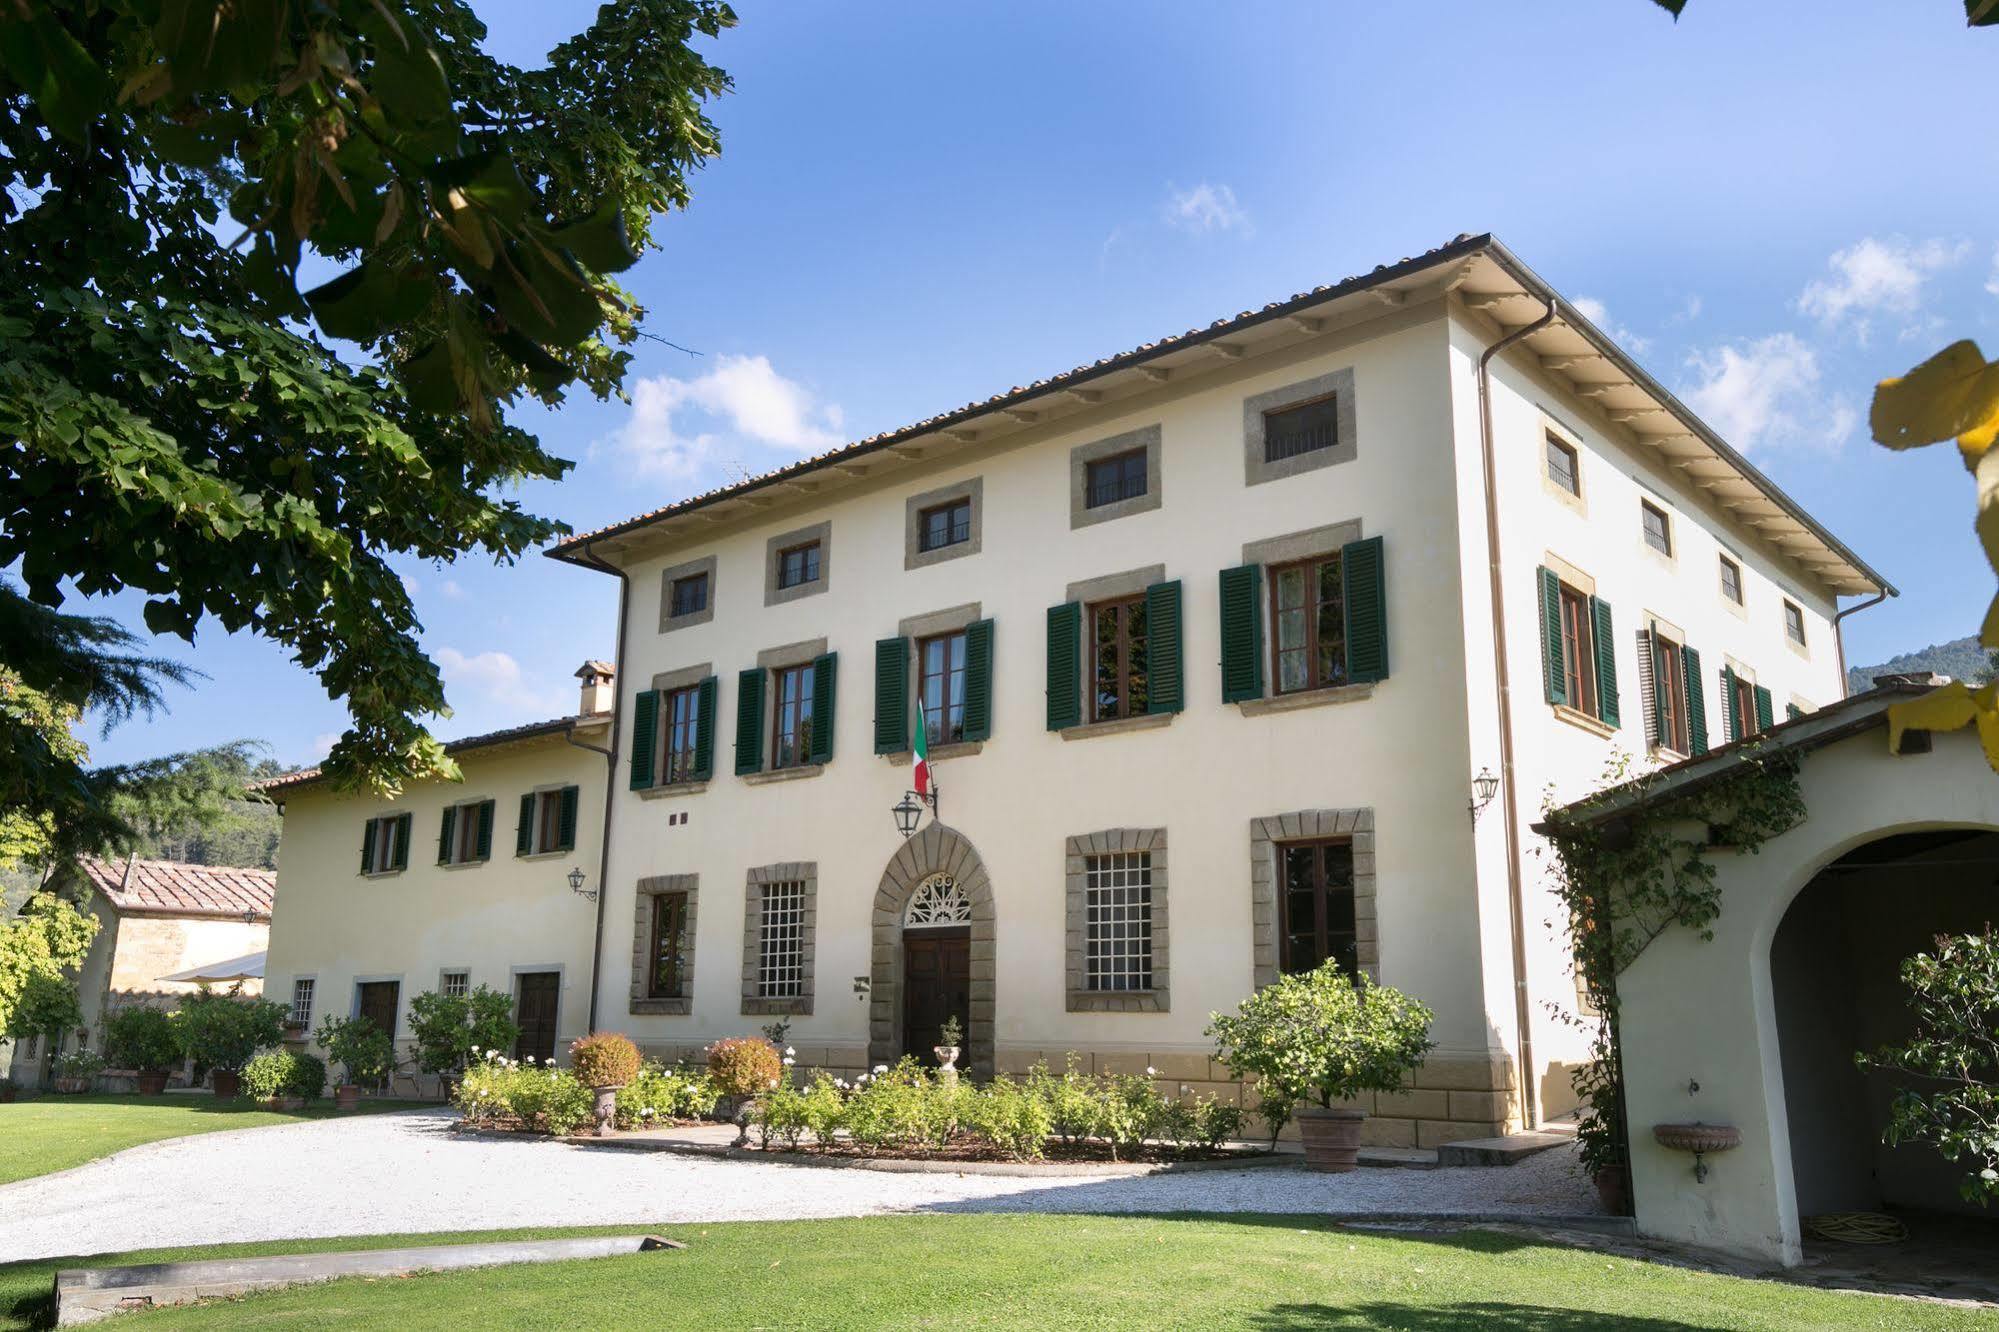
[437,806,456,865]
[963,618,995,742]
[392,812,412,871]
[1342,536,1389,684]
[874,636,909,755]
[360,820,377,875]
[1682,646,1708,756]
[1537,567,1567,707]
[1218,563,1263,703]
[1145,579,1184,714]
[1046,602,1081,731]
[557,785,579,851]
[1786,702,1804,722]
[1589,597,1619,728]
[515,793,535,856]
[808,652,838,765]
[734,667,765,775]
[475,800,495,860]
[1754,684,1774,734]
[628,689,659,790]
[1721,665,1739,743]
[691,676,718,781]
[1637,629,1666,747]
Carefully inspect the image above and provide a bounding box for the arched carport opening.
[1771,827,1999,1259]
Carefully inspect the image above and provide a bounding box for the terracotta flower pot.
[334,1083,360,1111]
[135,1070,170,1095]
[266,1095,306,1112]
[53,1076,90,1095]
[1593,1165,1632,1216]
[591,1084,622,1137]
[1295,1105,1366,1172]
[211,1069,241,1099]
[0,1083,15,1103]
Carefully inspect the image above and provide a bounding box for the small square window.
[1545,435,1579,496]
[776,541,821,590]
[1719,555,1743,605]
[918,499,972,552]
[1784,600,1807,646]
[1641,501,1672,556]
[289,978,315,1028]
[441,971,469,999]
[669,572,708,618]
[1262,395,1340,464]
[1084,449,1148,509]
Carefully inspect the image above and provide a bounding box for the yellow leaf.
[1887,681,1999,773]
[1871,340,1999,455]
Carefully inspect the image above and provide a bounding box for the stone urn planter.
[933,1045,961,1087]
[211,1069,242,1099]
[53,1076,91,1094]
[134,1070,170,1096]
[591,1085,623,1137]
[1294,1106,1366,1172]
[333,1083,361,1111]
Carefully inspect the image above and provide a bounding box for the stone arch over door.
[871,822,995,1076]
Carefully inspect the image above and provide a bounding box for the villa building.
[510,233,1886,1148]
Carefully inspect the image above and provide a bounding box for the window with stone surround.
[440,970,469,999]
[742,863,815,1015]
[1277,840,1357,979]
[289,977,315,1027]
[1064,829,1167,1011]
[630,874,698,1015]
[649,893,689,999]
[1250,809,1377,987]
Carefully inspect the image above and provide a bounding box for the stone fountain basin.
[1652,1122,1742,1154]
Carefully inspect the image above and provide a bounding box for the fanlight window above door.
[904,873,972,928]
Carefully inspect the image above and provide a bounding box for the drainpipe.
[1831,586,1893,698]
[1475,294,1557,1131]
[569,539,631,1034]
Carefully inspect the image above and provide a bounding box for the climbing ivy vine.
[1541,748,1807,1195]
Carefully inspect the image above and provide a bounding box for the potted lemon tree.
[105,1005,181,1094]
[1208,964,1435,1172]
[316,1014,395,1110]
[173,984,287,1098]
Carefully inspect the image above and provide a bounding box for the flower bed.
[454,1050,716,1136]
[747,1057,1248,1163]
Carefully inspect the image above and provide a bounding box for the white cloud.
[1570,296,1650,353]
[609,354,844,480]
[1163,182,1250,236]
[1797,236,1969,338]
[440,579,465,600]
[1683,333,1856,453]
[398,572,419,597]
[435,648,567,719]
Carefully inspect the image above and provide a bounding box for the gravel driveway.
[0,1110,1598,1262]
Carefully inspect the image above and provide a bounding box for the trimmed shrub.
[967,1075,1052,1161]
[104,1005,180,1073]
[705,1037,782,1099]
[455,1050,592,1134]
[241,1050,327,1100]
[570,1031,640,1088]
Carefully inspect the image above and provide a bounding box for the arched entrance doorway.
[870,823,995,1076]
[1770,827,1999,1239]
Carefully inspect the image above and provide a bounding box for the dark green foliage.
[1848,634,1999,695]
[105,1004,181,1073]
[408,984,519,1075]
[172,984,288,1074]
[0,0,735,804]
[241,1049,327,1100]
[316,1012,395,1086]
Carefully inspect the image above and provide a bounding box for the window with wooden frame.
[1640,500,1673,556]
[770,662,817,769]
[1261,394,1339,464]
[649,891,690,1000]
[1718,555,1744,605]
[1536,566,1620,728]
[1278,839,1358,980]
[918,630,968,746]
[288,978,315,1028]
[668,571,708,618]
[1083,851,1154,992]
[360,813,410,875]
[775,540,821,590]
[662,685,703,784]
[1088,596,1149,722]
[437,799,494,866]
[1722,665,1770,742]
[1269,552,1348,695]
[440,971,469,999]
[1783,599,1807,647]
[1545,434,1580,496]
[917,498,972,553]
[1644,632,1692,755]
[516,786,577,856]
[1084,448,1148,509]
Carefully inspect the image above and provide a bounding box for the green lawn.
[3,1216,1990,1331]
[0,1094,430,1186]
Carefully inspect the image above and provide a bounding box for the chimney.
[575,660,615,716]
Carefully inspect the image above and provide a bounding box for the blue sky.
[70,0,1999,768]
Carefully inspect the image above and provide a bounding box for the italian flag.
[911,694,932,800]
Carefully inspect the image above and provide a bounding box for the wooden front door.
[514,971,560,1063]
[355,981,399,1089]
[902,929,971,1064]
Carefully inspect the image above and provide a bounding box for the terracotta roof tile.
[78,857,275,919]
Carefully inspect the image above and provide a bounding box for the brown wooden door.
[355,981,399,1089]
[902,929,971,1064]
[514,972,560,1063]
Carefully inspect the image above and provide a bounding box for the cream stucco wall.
[263,731,608,1082]
[1615,725,1998,1265]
